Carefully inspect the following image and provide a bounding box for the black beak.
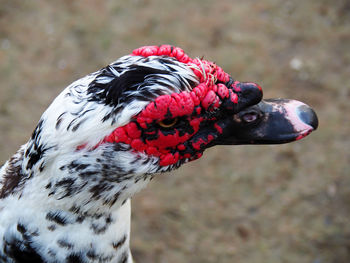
[216,98,318,145]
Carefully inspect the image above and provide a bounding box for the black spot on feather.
[47,225,56,231]
[66,253,84,263]
[46,211,69,226]
[56,112,66,130]
[57,239,74,249]
[2,223,44,262]
[26,119,46,170]
[119,251,129,263]
[88,65,170,107]
[0,149,26,199]
[112,235,127,251]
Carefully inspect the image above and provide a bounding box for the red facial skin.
[101,45,261,166]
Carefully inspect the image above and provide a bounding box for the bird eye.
[241,112,259,123]
[158,118,178,128]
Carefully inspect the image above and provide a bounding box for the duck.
[0,45,318,262]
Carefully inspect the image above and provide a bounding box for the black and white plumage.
[0,45,318,262]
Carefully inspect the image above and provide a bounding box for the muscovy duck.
[0,45,318,262]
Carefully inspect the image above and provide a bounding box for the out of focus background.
[0,0,349,262]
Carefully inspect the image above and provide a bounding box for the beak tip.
[297,104,319,130]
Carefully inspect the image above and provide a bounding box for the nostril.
[297,105,319,130]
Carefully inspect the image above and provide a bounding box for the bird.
[0,45,318,263]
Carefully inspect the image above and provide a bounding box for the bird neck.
[0,140,156,212]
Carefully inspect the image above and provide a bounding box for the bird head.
[84,45,317,169]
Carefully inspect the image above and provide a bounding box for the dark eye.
[158,118,178,128]
[241,112,259,123]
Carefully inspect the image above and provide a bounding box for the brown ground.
[0,1,349,262]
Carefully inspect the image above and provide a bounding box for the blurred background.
[0,0,349,262]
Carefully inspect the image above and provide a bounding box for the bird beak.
[215,98,319,145]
